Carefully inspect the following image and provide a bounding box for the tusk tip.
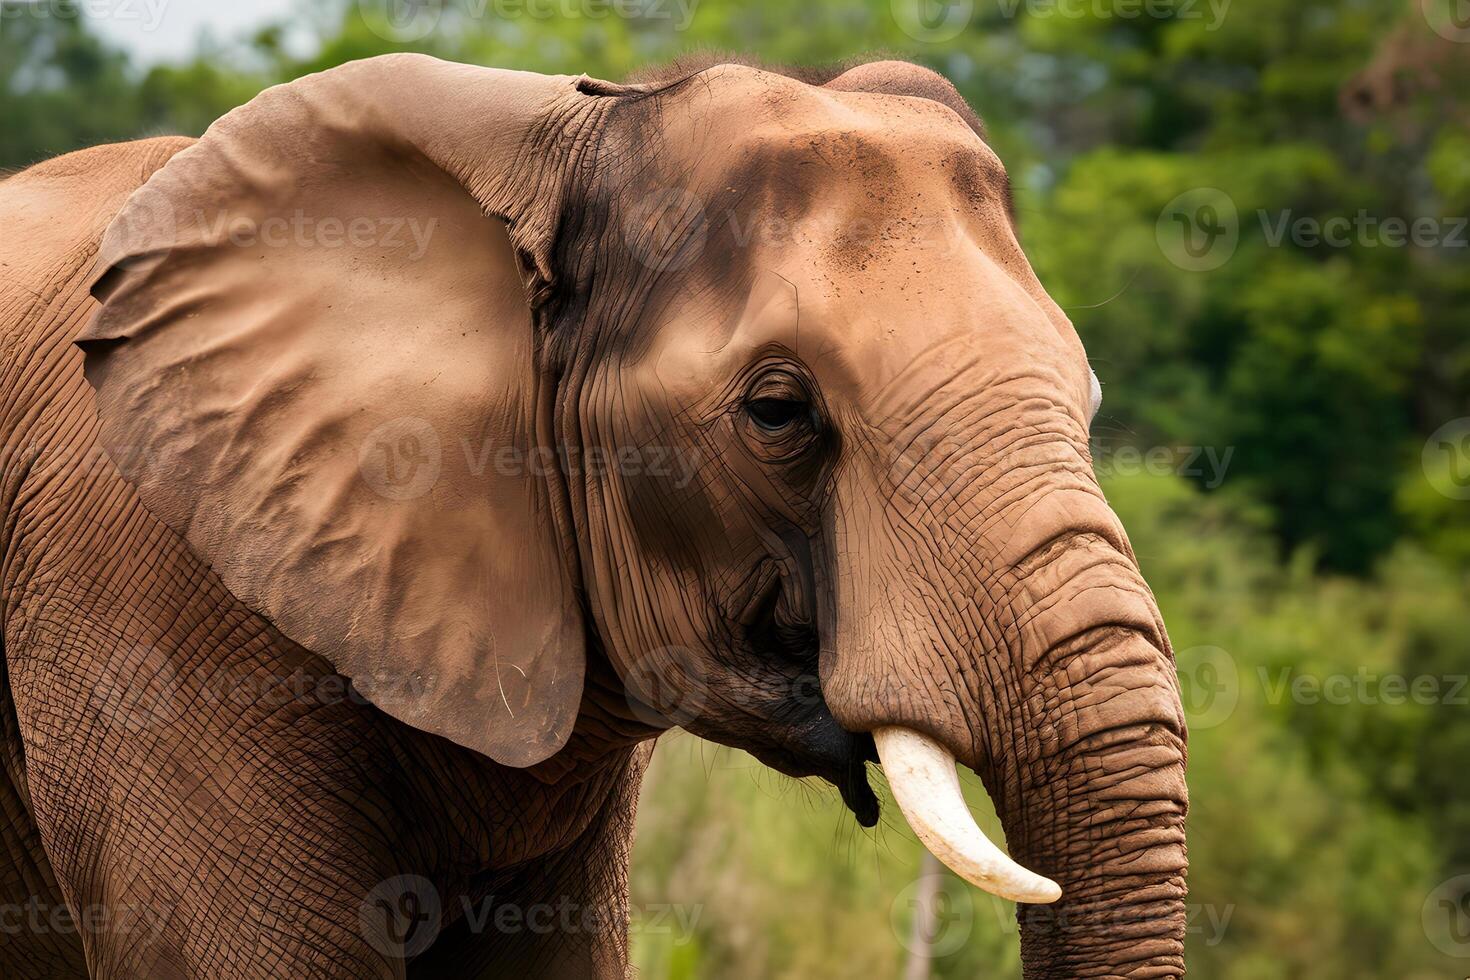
[951,866,1062,904]
[1024,878,1064,905]
[873,725,1066,906]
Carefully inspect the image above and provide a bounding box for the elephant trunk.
[870,633,1188,977]
[1002,630,1189,979]
[820,467,1188,977]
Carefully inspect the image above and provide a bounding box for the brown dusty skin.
[0,54,1186,977]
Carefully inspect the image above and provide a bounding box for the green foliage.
[0,1,138,167]
[631,733,1023,979]
[1106,472,1467,978]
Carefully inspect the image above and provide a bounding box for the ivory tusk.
[874,726,1062,904]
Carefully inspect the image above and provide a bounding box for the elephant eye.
[740,370,823,463]
[746,398,809,431]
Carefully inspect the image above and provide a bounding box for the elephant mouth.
[725,561,882,825]
[751,723,881,827]
[735,568,1061,901]
[741,562,818,667]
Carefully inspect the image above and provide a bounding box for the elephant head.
[81,54,1188,976]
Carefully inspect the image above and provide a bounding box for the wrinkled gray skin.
[0,54,1187,978]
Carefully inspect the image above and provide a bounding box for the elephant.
[0,53,1188,978]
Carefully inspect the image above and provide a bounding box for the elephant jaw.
[874,726,1061,904]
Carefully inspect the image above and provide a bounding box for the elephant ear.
[79,54,594,767]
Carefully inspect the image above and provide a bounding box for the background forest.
[3,0,1467,975]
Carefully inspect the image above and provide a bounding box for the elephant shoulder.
[0,136,195,311]
[0,136,194,368]
[0,136,196,517]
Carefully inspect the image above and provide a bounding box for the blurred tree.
[0,0,141,168]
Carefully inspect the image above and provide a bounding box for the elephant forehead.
[639,64,1013,233]
[790,247,1086,405]
[606,66,1084,412]
[613,97,1019,349]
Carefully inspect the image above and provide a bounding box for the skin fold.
[0,54,1187,978]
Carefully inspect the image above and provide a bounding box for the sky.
[86,0,299,63]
